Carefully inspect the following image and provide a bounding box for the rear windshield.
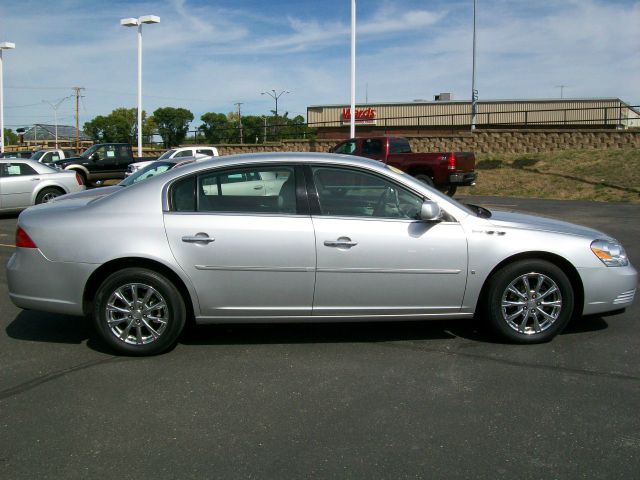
[389,138,412,154]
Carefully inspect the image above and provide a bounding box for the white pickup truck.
[30,149,76,164]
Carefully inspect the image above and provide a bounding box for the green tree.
[3,128,18,146]
[84,108,152,144]
[200,112,232,143]
[151,107,194,148]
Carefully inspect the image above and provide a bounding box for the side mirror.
[420,200,442,222]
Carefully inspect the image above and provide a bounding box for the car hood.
[51,156,84,167]
[487,210,612,240]
[53,185,122,202]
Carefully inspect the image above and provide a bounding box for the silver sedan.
[0,159,85,212]
[7,153,637,355]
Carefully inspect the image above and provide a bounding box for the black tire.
[484,259,574,343]
[35,187,64,204]
[93,268,186,356]
[414,173,435,188]
[414,173,457,196]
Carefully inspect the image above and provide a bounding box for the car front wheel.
[93,268,186,355]
[485,260,574,343]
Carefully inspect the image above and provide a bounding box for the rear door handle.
[31,178,41,181]
[324,237,358,248]
[182,233,215,244]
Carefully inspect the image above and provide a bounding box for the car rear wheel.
[485,260,574,343]
[414,173,457,197]
[93,268,186,355]
[35,187,64,204]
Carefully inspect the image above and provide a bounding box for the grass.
[458,149,640,203]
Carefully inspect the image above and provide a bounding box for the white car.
[0,159,85,212]
[126,146,220,176]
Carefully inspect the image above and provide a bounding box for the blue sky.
[0,0,638,131]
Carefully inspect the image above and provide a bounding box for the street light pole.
[261,89,290,139]
[471,0,478,131]
[121,15,160,158]
[350,0,356,138]
[42,97,69,149]
[0,42,16,154]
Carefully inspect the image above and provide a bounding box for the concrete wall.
[212,129,640,155]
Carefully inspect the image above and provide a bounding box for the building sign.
[341,108,377,125]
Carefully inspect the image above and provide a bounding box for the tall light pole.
[261,89,290,139]
[350,0,356,138]
[121,15,160,158]
[471,0,478,131]
[43,96,70,148]
[0,42,16,154]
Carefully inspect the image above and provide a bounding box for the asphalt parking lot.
[1,195,638,479]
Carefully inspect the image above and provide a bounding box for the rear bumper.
[449,172,477,186]
[7,248,95,316]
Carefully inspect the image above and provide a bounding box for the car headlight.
[591,239,629,267]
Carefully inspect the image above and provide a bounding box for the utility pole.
[471,0,478,130]
[555,85,568,99]
[235,102,243,144]
[72,87,85,153]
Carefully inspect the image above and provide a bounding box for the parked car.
[0,159,85,212]
[30,149,76,164]
[0,151,34,159]
[51,143,139,185]
[330,136,476,196]
[7,153,636,356]
[126,147,217,176]
[55,158,197,202]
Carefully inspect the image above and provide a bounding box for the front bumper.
[449,172,477,186]
[7,248,96,316]
[578,263,638,315]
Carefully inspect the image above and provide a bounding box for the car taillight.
[75,172,84,185]
[447,152,456,171]
[16,226,37,249]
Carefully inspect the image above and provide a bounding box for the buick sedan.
[7,153,637,355]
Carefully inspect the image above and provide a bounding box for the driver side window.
[311,167,422,219]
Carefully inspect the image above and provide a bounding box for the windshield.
[157,149,177,160]
[31,151,45,161]
[119,161,174,187]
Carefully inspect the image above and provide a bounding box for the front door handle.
[182,233,215,244]
[324,237,358,248]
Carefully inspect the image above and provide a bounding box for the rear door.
[0,162,40,209]
[163,164,316,319]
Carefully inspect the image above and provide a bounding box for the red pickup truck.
[329,136,476,196]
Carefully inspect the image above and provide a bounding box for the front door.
[309,166,468,318]
[163,164,316,320]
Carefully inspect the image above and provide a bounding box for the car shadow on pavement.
[6,311,609,353]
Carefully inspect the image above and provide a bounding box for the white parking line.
[0,243,15,248]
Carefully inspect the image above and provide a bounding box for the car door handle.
[31,178,41,181]
[182,233,215,244]
[253,185,264,190]
[324,238,358,248]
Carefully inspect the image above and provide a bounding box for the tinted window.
[1,163,38,176]
[362,139,382,155]
[312,167,422,219]
[333,141,356,155]
[196,149,214,156]
[389,138,412,154]
[198,166,296,214]
[174,150,193,158]
[172,176,196,212]
[171,166,297,215]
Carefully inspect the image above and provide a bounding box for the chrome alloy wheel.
[41,191,60,203]
[105,283,169,345]
[500,272,563,335]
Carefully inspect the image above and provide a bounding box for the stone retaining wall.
[213,129,640,155]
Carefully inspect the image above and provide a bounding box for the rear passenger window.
[1,163,37,176]
[171,176,196,212]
